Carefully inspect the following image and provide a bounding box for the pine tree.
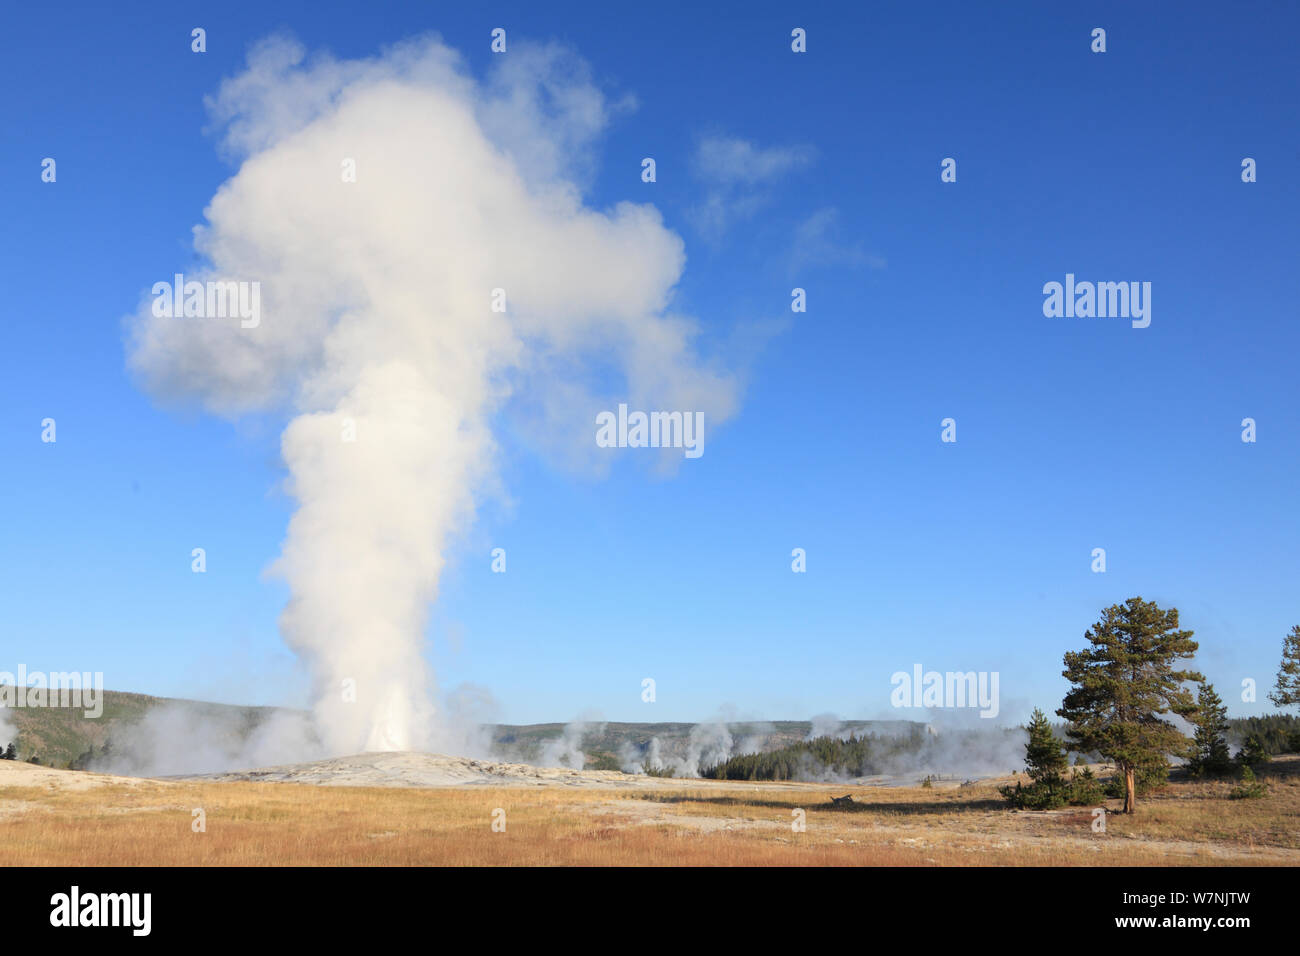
[1229,765,1267,799]
[1237,734,1270,769]
[1189,683,1232,776]
[998,708,1069,809]
[1268,625,1300,708]
[1058,597,1202,814]
[1024,707,1067,788]
[1,742,13,760]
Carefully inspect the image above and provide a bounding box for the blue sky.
[2,0,1297,726]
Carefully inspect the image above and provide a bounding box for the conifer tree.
[1023,707,1067,789]
[998,708,1070,809]
[1268,625,1300,708]
[1058,597,1202,814]
[1189,683,1232,776]
[1237,734,1270,769]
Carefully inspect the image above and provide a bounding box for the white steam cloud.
[93,703,322,777]
[539,716,605,770]
[625,718,737,777]
[127,34,737,758]
[0,707,16,754]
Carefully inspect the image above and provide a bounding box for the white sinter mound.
[174,751,660,789]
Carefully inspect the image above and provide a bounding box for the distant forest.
[698,715,1300,783]
[699,726,1015,781]
[1225,715,1300,753]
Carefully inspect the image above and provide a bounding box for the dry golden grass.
[1,756,1296,866]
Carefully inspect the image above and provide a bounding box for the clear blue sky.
[2,0,1296,725]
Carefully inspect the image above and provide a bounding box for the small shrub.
[998,779,1066,810]
[1063,767,1105,805]
[1228,766,1267,800]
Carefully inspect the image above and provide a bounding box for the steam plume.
[0,707,15,754]
[128,35,737,756]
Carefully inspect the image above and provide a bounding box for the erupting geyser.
[127,34,737,755]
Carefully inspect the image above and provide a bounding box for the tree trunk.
[1123,766,1137,814]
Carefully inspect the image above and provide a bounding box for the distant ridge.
[1,688,919,770]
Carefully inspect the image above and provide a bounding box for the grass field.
[1,755,1296,866]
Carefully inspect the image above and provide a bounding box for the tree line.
[700,725,1021,781]
[700,729,914,781]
